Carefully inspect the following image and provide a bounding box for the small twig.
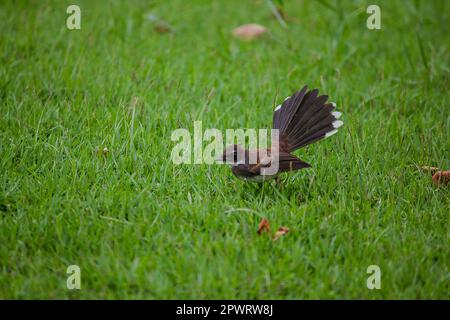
[224,208,260,216]
[100,215,133,225]
[129,97,138,162]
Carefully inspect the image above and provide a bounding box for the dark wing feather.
[277,152,311,172]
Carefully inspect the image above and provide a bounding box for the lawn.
[0,0,448,299]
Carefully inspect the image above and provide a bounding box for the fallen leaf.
[257,218,271,235]
[432,171,450,186]
[273,226,289,241]
[154,22,172,33]
[232,23,268,40]
[93,146,110,158]
[146,13,174,33]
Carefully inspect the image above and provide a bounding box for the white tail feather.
[332,111,341,119]
[325,129,338,138]
[332,120,343,129]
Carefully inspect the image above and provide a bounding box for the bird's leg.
[257,182,263,192]
[261,181,268,199]
[275,175,284,191]
[249,181,262,193]
[275,175,281,187]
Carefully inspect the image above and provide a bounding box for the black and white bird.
[218,85,343,182]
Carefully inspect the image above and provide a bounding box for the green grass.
[0,0,449,299]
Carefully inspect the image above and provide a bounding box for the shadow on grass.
[235,176,314,207]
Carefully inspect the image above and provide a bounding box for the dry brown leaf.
[93,146,110,158]
[432,171,450,186]
[257,218,271,235]
[257,218,290,240]
[273,226,289,241]
[232,24,268,40]
[146,13,173,34]
[154,22,172,33]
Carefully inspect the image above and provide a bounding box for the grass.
[0,0,449,299]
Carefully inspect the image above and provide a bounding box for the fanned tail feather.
[273,86,343,153]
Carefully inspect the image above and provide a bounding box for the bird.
[218,85,343,182]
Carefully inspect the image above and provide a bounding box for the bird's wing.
[249,151,310,174]
[277,152,311,172]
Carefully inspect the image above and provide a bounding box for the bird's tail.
[272,86,343,153]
